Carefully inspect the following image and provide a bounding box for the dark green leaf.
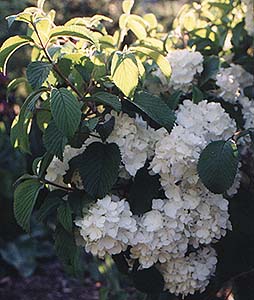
[77,142,121,198]
[200,56,220,86]
[50,88,82,138]
[192,86,203,104]
[57,202,73,233]
[133,266,164,294]
[27,61,52,89]
[133,91,175,132]
[14,179,43,232]
[91,92,122,112]
[36,190,65,222]
[243,85,254,99]
[54,225,84,277]
[128,167,161,215]
[197,140,239,194]
[43,120,68,160]
[10,88,48,153]
[96,116,115,142]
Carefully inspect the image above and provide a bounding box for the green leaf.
[14,179,43,232]
[0,35,33,74]
[27,61,52,89]
[10,88,48,153]
[244,85,254,99]
[49,25,99,48]
[111,52,139,98]
[192,86,203,104]
[200,55,220,86]
[96,116,115,142]
[128,167,161,215]
[54,225,84,277]
[91,92,122,112]
[7,77,27,99]
[76,142,121,198]
[133,91,176,131]
[38,152,54,178]
[122,0,134,14]
[197,140,239,194]
[133,266,164,294]
[57,202,73,233]
[127,18,147,40]
[37,189,65,222]
[133,46,171,78]
[50,88,82,138]
[43,120,68,160]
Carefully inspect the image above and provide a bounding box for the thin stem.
[31,22,83,100]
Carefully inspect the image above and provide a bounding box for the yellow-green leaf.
[122,0,134,14]
[133,46,171,78]
[111,52,139,98]
[0,35,33,74]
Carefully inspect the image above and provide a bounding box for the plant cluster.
[1,0,254,298]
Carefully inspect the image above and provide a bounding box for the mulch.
[0,261,100,300]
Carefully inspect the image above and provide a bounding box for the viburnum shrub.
[1,0,254,298]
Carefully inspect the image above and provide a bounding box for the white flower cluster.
[150,100,236,184]
[242,0,254,36]
[153,49,204,91]
[73,100,239,297]
[239,96,254,129]
[216,64,254,103]
[158,246,217,297]
[45,144,87,188]
[75,195,137,257]
[107,111,157,176]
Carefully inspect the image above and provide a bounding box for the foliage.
[1,0,254,299]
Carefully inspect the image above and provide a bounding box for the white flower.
[158,246,217,297]
[107,112,158,176]
[152,49,203,92]
[242,0,254,36]
[75,195,137,258]
[216,64,254,102]
[142,210,164,232]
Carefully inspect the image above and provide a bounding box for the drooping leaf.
[133,91,175,131]
[197,140,239,194]
[50,88,82,138]
[14,179,43,232]
[128,166,161,215]
[91,92,122,112]
[49,25,99,48]
[111,52,139,98]
[43,120,68,160]
[133,266,164,294]
[27,61,52,89]
[76,142,121,198]
[10,88,48,153]
[7,77,27,99]
[0,35,33,74]
[133,46,171,78]
[57,202,73,233]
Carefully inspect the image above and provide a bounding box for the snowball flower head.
[75,195,137,258]
[158,246,217,297]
